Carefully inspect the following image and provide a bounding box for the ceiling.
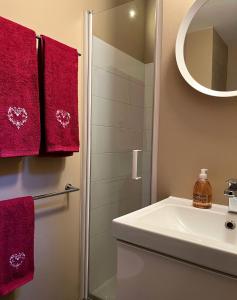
[188,0,237,46]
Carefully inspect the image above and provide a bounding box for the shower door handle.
[132,150,142,180]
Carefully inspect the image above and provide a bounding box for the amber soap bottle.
[193,169,212,209]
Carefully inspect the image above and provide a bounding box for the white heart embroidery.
[9,252,26,269]
[56,110,71,128]
[8,107,28,129]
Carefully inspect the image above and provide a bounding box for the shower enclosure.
[82,1,160,299]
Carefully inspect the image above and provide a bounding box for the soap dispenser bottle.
[193,169,212,209]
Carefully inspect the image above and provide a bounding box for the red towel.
[39,35,79,154]
[0,196,35,296]
[0,17,40,157]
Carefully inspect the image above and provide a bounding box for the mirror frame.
[176,0,237,98]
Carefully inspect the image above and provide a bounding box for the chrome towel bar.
[36,35,82,56]
[33,184,79,201]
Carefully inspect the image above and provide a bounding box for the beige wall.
[0,1,134,300]
[185,28,213,89]
[227,45,237,91]
[158,0,237,205]
[2,1,235,299]
[212,29,228,91]
[185,27,228,91]
[144,0,156,63]
[93,0,156,63]
[93,0,146,62]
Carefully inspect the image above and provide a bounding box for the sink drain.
[225,220,236,230]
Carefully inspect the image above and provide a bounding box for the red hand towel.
[0,196,35,296]
[39,35,79,154]
[0,17,40,157]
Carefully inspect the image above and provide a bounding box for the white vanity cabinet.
[113,197,237,300]
[116,241,237,300]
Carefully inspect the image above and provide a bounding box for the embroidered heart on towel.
[9,252,26,269]
[8,107,28,129]
[56,110,71,128]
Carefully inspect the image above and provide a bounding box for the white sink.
[113,196,237,276]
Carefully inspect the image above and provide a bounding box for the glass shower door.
[88,1,156,299]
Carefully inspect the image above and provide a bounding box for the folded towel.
[39,35,79,154]
[0,17,40,157]
[0,196,35,296]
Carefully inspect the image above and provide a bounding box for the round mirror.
[176,0,237,97]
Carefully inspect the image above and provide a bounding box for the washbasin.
[138,201,237,248]
[113,197,237,277]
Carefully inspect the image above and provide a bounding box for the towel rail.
[36,35,82,57]
[33,184,79,200]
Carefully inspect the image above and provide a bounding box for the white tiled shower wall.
[89,37,154,295]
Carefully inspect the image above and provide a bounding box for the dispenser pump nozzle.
[199,169,208,180]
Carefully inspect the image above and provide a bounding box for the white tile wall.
[93,36,145,82]
[143,129,152,152]
[90,178,127,209]
[129,80,145,107]
[91,152,132,181]
[145,63,155,87]
[128,106,145,130]
[92,96,130,128]
[142,151,152,175]
[90,201,119,237]
[145,85,155,108]
[144,107,153,130]
[92,126,143,153]
[92,66,130,104]
[89,38,154,294]
[89,229,117,292]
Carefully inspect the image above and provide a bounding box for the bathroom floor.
[91,276,116,300]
